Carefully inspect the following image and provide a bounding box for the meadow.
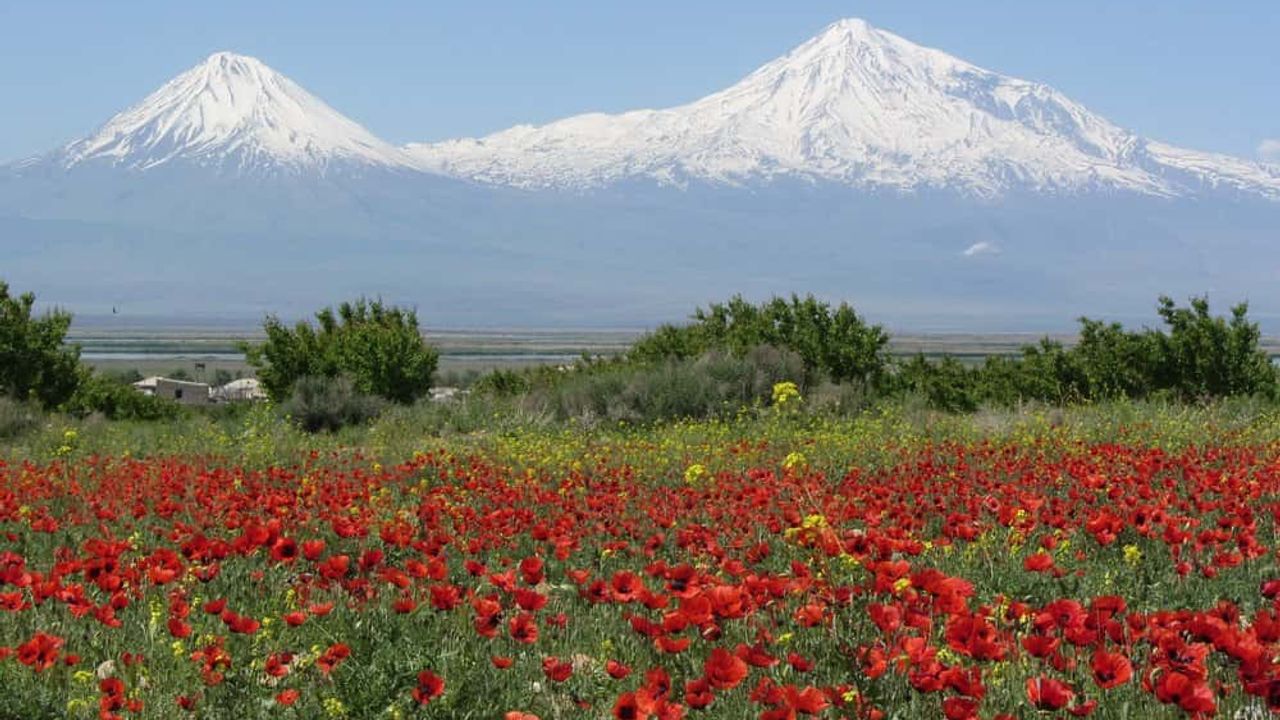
[5,397,1280,719]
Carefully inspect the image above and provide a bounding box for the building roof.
[132,376,209,389]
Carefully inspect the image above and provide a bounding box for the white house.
[132,377,211,405]
[212,378,267,402]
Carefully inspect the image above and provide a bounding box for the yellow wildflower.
[783,451,808,471]
[1123,544,1142,566]
[772,381,801,407]
[683,464,708,485]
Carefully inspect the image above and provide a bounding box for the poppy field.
[4,412,1280,719]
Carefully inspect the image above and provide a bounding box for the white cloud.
[1260,139,1280,163]
[962,241,997,257]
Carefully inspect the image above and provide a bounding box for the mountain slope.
[406,19,1280,199]
[50,52,417,176]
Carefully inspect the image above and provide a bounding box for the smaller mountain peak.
[56,50,414,174]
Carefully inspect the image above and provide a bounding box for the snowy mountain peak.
[57,51,414,175]
[407,19,1280,199]
[800,16,916,55]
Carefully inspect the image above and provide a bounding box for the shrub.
[533,345,805,424]
[0,396,43,439]
[0,280,82,408]
[281,375,384,433]
[472,369,532,397]
[244,298,439,404]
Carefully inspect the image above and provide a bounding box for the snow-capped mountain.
[0,51,478,239]
[52,52,417,176]
[407,19,1280,199]
[4,22,1280,328]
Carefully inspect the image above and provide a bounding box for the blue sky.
[2,1,1278,164]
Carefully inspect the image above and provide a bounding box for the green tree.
[1151,295,1276,400]
[630,294,889,387]
[895,354,981,412]
[1072,318,1158,400]
[915,295,1276,411]
[0,280,82,408]
[244,298,439,404]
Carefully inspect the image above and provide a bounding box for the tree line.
[3,277,1276,432]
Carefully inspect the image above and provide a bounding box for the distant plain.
[70,320,1280,383]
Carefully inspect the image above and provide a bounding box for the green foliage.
[100,368,145,385]
[0,280,82,408]
[281,375,385,433]
[244,298,439,404]
[899,295,1278,411]
[472,368,533,397]
[63,371,180,421]
[1073,318,1156,399]
[896,354,982,413]
[630,294,889,386]
[1150,296,1276,400]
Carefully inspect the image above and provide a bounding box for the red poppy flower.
[655,635,691,654]
[510,612,539,644]
[264,652,294,678]
[519,556,545,586]
[542,656,573,682]
[316,643,351,675]
[685,677,714,709]
[16,632,63,672]
[942,696,979,720]
[613,691,653,720]
[786,653,814,672]
[611,571,645,603]
[301,539,326,561]
[1154,671,1215,714]
[168,618,193,638]
[1026,676,1074,711]
[412,670,445,705]
[704,647,749,690]
[1090,650,1132,689]
[1024,553,1056,573]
